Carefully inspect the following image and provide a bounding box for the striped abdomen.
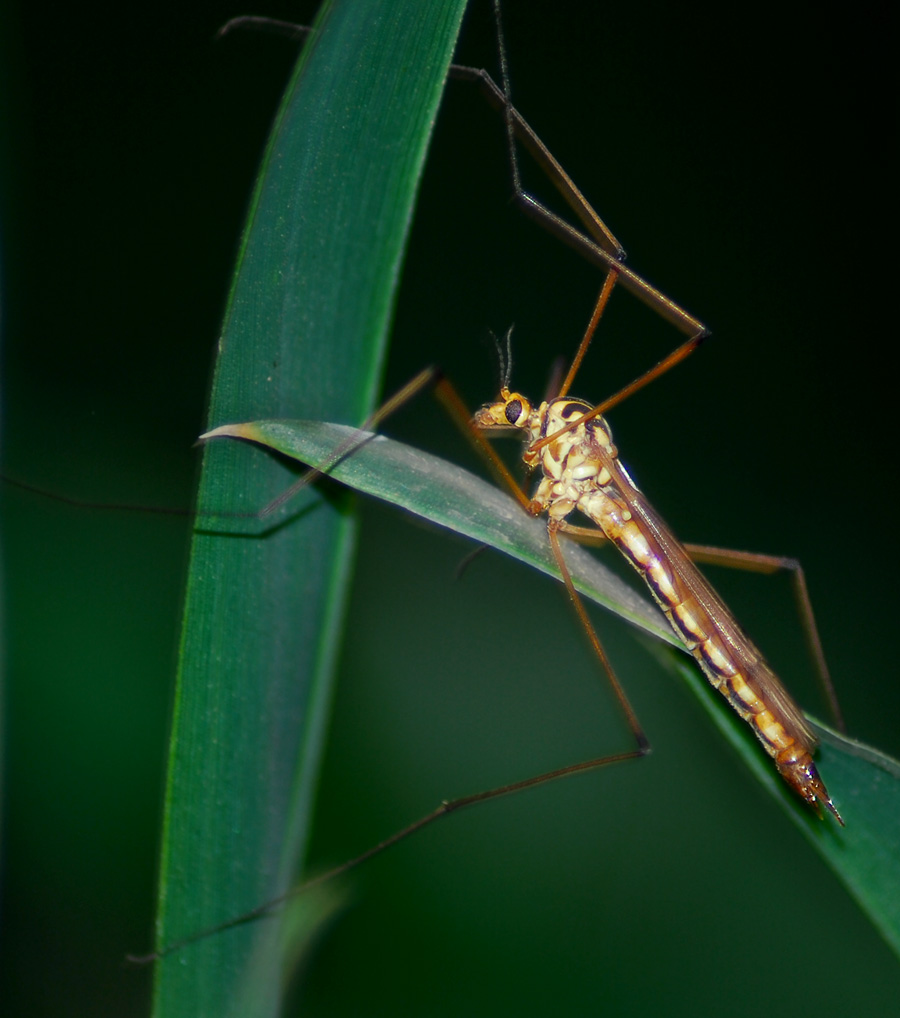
[576,459,835,816]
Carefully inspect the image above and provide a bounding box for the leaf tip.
[199,422,262,444]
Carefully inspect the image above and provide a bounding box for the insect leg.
[684,544,844,732]
[449,3,706,340]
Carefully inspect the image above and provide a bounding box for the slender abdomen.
[578,482,836,816]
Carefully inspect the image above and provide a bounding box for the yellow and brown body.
[474,390,839,819]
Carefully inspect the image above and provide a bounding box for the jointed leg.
[685,543,844,732]
[449,2,707,340]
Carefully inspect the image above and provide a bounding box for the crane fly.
[226,7,846,822]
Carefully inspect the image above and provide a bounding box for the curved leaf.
[206,416,900,957]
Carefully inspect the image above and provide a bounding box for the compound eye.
[505,398,523,425]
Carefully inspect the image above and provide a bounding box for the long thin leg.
[0,476,192,517]
[528,325,705,457]
[219,9,709,344]
[557,270,619,399]
[548,522,649,751]
[248,366,443,518]
[683,544,844,732]
[131,739,646,963]
[449,3,708,340]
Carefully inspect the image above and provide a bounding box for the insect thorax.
[524,398,621,523]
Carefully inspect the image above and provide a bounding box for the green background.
[2,1,897,1015]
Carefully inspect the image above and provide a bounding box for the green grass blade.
[205,417,900,957]
[151,4,468,1016]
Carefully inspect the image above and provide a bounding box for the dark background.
[1,1,897,1015]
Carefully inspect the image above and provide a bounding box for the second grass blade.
[150,4,469,1016]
